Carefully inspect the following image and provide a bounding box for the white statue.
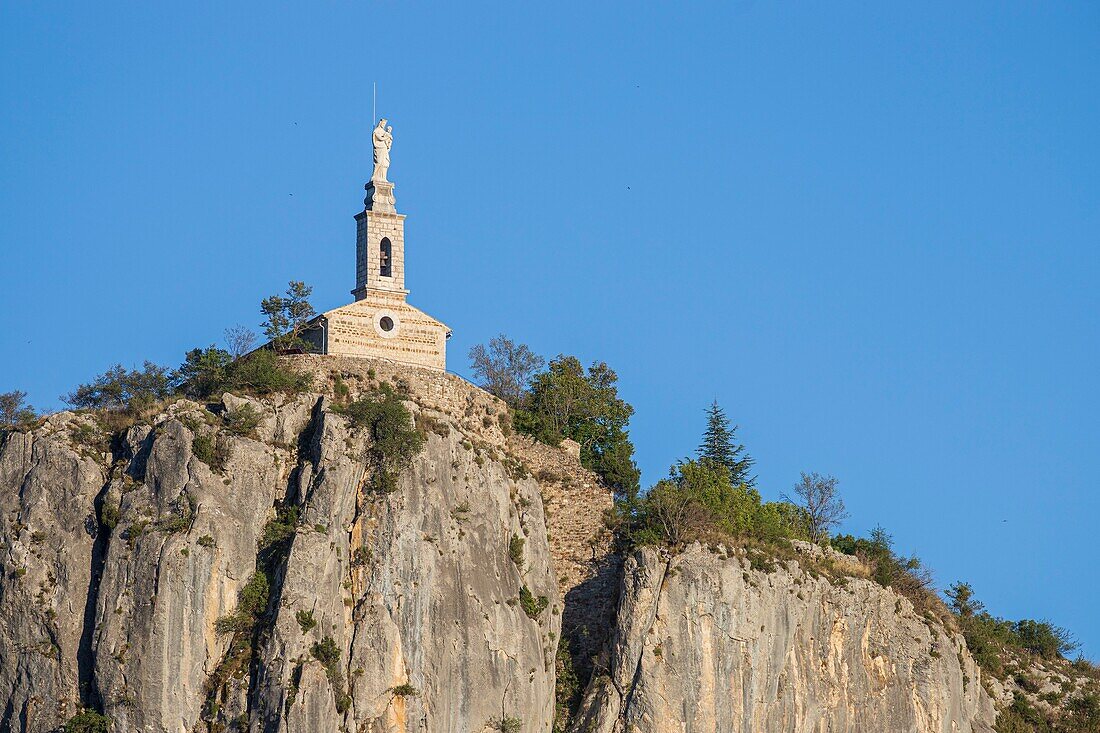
[371,118,393,183]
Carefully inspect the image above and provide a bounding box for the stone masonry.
[301,123,450,371]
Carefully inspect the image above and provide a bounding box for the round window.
[379,316,394,332]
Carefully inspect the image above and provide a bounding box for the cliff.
[0,359,584,732]
[570,544,998,733]
[0,357,1022,733]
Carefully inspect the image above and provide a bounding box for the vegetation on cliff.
[470,336,641,498]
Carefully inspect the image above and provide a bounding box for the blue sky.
[2,3,1097,656]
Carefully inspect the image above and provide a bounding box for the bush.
[390,683,420,698]
[519,585,548,619]
[295,609,317,633]
[831,527,932,590]
[996,692,1053,732]
[509,534,525,568]
[238,571,269,618]
[337,384,424,493]
[226,349,312,396]
[226,403,262,436]
[175,347,233,399]
[1064,691,1100,732]
[259,505,299,553]
[215,569,271,634]
[192,432,230,473]
[620,459,806,550]
[943,582,1081,678]
[1014,619,1077,660]
[64,362,173,412]
[311,635,350,711]
[490,717,523,733]
[63,710,111,733]
[831,527,946,622]
[311,636,341,670]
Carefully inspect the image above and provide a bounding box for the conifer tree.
[697,400,755,487]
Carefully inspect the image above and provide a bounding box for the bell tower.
[352,178,406,300]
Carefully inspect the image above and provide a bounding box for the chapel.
[302,118,450,371]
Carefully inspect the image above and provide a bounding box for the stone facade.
[305,291,449,372]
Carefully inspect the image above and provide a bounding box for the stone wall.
[318,293,449,372]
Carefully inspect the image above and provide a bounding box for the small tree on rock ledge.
[261,281,316,352]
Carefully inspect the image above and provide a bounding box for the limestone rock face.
[570,545,998,733]
[1,358,1014,733]
[0,367,559,733]
[250,399,559,733]
[0,416,107,730]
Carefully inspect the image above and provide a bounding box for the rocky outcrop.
[571,544,998,733]
[2,356,1022,733]
[0,415,107,729]
[0,361,561,733]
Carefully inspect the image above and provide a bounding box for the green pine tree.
[697,400,755,487]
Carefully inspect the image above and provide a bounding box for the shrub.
[156,492,195,534]
[1064,692,1100,731]
[228,349,312,396]
[555,643,583,732]
[258,505,299,553]
[332,375,350,401]
[831,527,946,623]
[995,692,1052,732]
[490,717,523,733]
[238,572,269,618]
[390,683,420,697]
[64,362,173,412]
[226,403,262,436]
[621,459,806,549]
[311,635,350,711]
[509,534,525,568]
[942,582,1081,678]
[215,569,270,633]
[214,613,252,635]
[295,609,317,633]
[1013,619,1077,660]
[100,497,121,531]
[337,384,424,493]
[519,585,548,619]
[192,432,229,472]
[311,636,341,671]
[63,710,111,733]
[175,346,311,399]
[175,347,233,399]
[197,534,215,548]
